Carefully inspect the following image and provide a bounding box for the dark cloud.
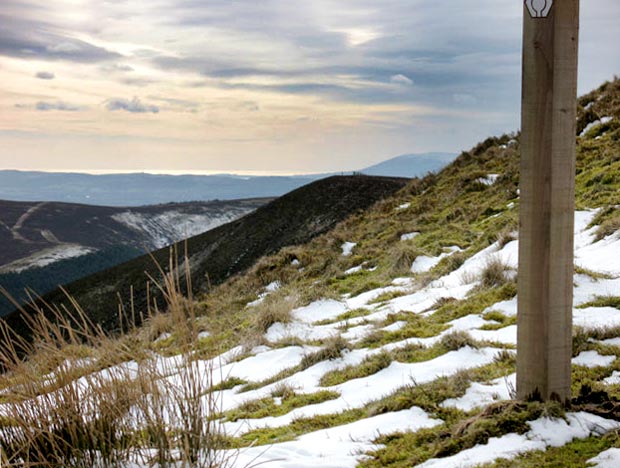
[35,101,83,111]
[142,0,524,112]
[0,14,120,62]
[106,97,160,113]
[35,71,55,80]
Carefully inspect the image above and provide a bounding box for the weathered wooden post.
[517,0,580,403]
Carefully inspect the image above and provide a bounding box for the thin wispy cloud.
[390,74,413,86]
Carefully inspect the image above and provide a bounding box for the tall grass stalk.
[0,246,263,467]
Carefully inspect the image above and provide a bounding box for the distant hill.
[0,198,269,271]
[0,154,453,206]
[0,198,269,315]
[0,171,319,207]
[361,152,456,177]
[2,175,408,335]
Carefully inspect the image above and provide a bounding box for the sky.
[0,0,619,175]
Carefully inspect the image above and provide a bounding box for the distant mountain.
[0,171,319,207]
[361,152,456,178]
[0,154,454,206]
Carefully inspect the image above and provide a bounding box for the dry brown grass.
[252,294,296,335]
[496,229,517,249]
[299,334,349,370]
[479,256,511,288]
[0,250,260,468]
[387,242,421,276]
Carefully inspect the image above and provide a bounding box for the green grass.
[320,333,485,387]
[224,390,340,422]
[314,308,373,325]
[577,295,620,310]
[480,311,517,330]
[209,377,248,392]
[360,401,564,468]
[357,316,449,348]
[368,290,408,305]
[320,351,393,386]
[575,265,615,280]
[479,430,620,467]
[232,408,366,447]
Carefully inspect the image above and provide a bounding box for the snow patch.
[603,371,620,385]
[588,448,620,468]
[344,264,364,275]
[477,174,500,186]
[232,408,442,468]
[574,307,620,329]
[580,117,614,137]
[572,351,616,368]
[291,300,349,324]
[1,244,96,273]
[418,412,620,468]
[410,247,460,274]
[401,232,420,241]
[341,242,357,257]
[112,209,243,249]
[441,373,516,411]
[469,325,517,346]
[600,337,620,347]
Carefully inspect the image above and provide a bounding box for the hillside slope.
[2,175,408,336]
[0,198,268,271]
[1,79,619,468]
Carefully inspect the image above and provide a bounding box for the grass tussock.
[479,257,512,289]
[387,243,421,276]
[577,295,620,310]
[251,293,296,336]
[225,389,340,422]
[320,351,392,387]
[299,335,349,370]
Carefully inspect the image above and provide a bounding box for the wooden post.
[517,0,580,403]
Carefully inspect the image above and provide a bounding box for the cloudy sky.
[1,0,619,175]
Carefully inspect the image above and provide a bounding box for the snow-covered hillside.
[216,208,620,467]
[0,199,267,272]
[4,205,620,467]
[112,209,245,249]
[0,244,96,273]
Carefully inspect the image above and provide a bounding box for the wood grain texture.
[517,0,580,403]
